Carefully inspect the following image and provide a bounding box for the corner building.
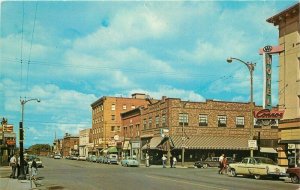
[266,3,300,167]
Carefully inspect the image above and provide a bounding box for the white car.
[228,157,286,180]
[28,157,43,168]
[54,154,61,159]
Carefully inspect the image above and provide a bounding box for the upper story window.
[155,116,160,128]
[111,115,115,120]
[131,105,136,109]
[218,115,227,127]
[236,116,245,128]
[199,114,208,126]
[111,126,115,132]
[179,113,188,126]
[143,119,147,130]
[111,104,116,111]
[123,105,127,110]
[136,124,140,137]
[161,114,166,127]
[148,117,152,128]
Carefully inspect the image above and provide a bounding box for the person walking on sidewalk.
[31,159,38,180]
[145,153,150,167]
[221,155,228,174]
[162,155,167,168]
[173,156,177,168]
[218,154,224,174]
[9,154,17,178]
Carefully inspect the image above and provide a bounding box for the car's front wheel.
[230,169,237,177]
[291,174,300,184]
[254,174,261,180]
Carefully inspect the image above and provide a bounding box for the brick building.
[91,93,151,155]
[122,97,279,164]
[62,133,79,157]
[266,2,300,167]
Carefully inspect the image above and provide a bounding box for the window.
[179,113,188,126]
[143,119,147,130]
[236,116,245,128]
[218,115,227,127]
[123,105,127,110]
[136,124,140,136]
[111,115,115,120]
[155,116,160,128]
[199,114,208,126]
[111,126,115,132]
[148,117,152,128]
[117,126,121,131]
[161,114,166,127]
[111,104,116,111]
[131,105,135,109]
[129,125,133,137]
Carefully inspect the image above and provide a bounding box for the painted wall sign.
[253,109,285,119]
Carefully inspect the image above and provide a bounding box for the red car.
[286,167,300,184]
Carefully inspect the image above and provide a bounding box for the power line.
[26,1,38,91]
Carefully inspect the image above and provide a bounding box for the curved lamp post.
[227,57,255,157]
[18,98,40,180]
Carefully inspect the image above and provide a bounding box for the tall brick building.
[91,93,151,154]
[62,133,79,157]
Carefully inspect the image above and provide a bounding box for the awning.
[123,141,131,150]
[142,136,163,150]
[260,147,277,154]
[107,147,118,153]
[279,140,300,144]
[171,136,250,150]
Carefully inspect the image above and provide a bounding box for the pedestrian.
[9,154,17,178]
[17,155,20,177]
[218,154,224,174]
[145,153,150,167]
[173,156,177,168]
[162,155,167,168]
[170,156,174,168]
[24,158,29,176]
[221,155,228,174]
[31,158,38,180]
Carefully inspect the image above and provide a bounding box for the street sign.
[248,140,257,149]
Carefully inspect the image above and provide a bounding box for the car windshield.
[255,157,275,165]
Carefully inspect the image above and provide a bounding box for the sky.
[0,0,297,148]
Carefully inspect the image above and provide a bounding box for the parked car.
[286,167,300,184]
[228,157,286,180]
[54,154,61,159]
[194,157,234,168]
[107,154,118,164]
[121,158,139,167]
[89,155,97,162]
[96,156,104,163]
[77,155,87,161]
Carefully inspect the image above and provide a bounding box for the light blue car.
[121,158,139,167]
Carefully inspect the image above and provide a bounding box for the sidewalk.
[0,166,36,190]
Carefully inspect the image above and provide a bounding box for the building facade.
[0,118,16,166]
[122,97,279,164]
[62,133,79,157]
[90,93,150,154]
[79,128,94,157]
[266,3,300,167]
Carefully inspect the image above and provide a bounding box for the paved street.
[32,157,298,190]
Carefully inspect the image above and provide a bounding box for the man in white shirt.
[9,154,17,178]
[162,155,167,168]
[218,154,224,174]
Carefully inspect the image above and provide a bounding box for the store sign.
[6,140,16,145]
[259,45,284,110]
[253,109,284,119]
[248,140,257,149]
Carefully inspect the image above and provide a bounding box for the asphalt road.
[34,157,298,190]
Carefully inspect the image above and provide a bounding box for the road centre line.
[146,174,229,190]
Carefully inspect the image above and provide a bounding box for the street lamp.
[227,57,256,157]
[18,98,40,180]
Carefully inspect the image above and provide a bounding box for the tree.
[28,144,51,155]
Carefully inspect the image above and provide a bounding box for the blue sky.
[0,0,297,148]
